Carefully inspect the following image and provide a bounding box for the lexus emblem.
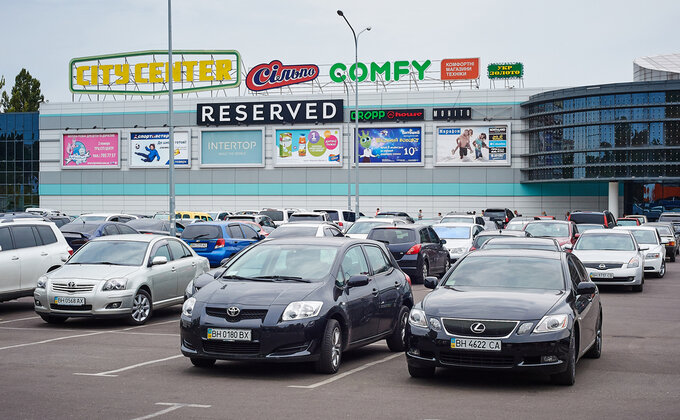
[470,322,486,334]
[226,306,240,317]
[598,263,606,270]
[68,281,76,289]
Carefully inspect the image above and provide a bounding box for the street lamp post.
[337,10,370,218]
[167,0,176,236]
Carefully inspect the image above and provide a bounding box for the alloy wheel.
[331,327,341,369]
[132,293,151,322]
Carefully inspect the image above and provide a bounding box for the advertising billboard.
[129,131,190,168]
[246,60,319,91]
[435,124,511,166]
[197,99,343,126]
[200,129,264,167]
[357,127,423,165]
[62,133,120,169]
[330,60,431,83]
[274,128,341,167]
[441,58,480,80]
[349,109,424,123]
[487,63,524,79]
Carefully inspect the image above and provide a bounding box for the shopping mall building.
[2,53,679,218]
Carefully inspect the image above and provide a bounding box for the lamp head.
[336,10,344,16]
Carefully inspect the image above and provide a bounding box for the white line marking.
[0,316,39,324]
[131,403,210,420]
[121,319,179,331]
[74,354,184,377]
[0,331,107,351]
[0,327,178,337]
[288,353,404,389]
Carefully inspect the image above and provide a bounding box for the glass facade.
[521,83,680,182]
[0,112,40,211]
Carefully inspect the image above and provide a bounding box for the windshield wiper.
[221,274,272,282]
[190,234,211,239]
[255,275,311,283]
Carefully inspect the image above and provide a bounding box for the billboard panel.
[62,133,120,169]
[357,127,423,165]
[435,124,510,166]
[200,129,264,167]
[441,58,480,80]
[274,128,341,167]
[129,131,190,168]
[487,63,524,79]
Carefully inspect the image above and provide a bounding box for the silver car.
[34,235,209,325]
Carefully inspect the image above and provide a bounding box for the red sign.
[246,60,319,91]
[441,58,480,80]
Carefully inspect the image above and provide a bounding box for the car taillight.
[604,215,608,227]
[338,222,343,227]
[505,217,509,223]
[671,241,676,246]
[469,246,476,251]
[406,244,422,255]
[215,239,225,249]
[404,273,411,285]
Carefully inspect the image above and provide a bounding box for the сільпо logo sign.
[246,60,318,91]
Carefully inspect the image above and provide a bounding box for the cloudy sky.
[1,0,677,102]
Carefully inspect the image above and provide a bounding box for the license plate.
[450,337,501,351]
[207,328,251,341]
[590,272,614,279]
[190,242,208,249]
[54,296,85,306]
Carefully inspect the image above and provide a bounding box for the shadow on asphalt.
[0,297,35,315]
[11,305,181,330]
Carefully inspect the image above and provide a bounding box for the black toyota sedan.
[406,249,602,385]
[181,237,413,374]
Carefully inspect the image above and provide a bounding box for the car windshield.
[314,210,339,221]
[484,210,506,218]
[575,234,636,251]
[127,220,165,230]
[524,222,569,237]
[72,215,107,223]
[483,241,558,251]
[440,216,472,224]
[472,235,499,248]
[578,224,605,232]
[267,226,319,238]
[433,226,470,239]
[153,214,170,220]
[367,228,415,244]
[61,223,99,234]
[289,214,323,222]
[654,226,673,235]
[346,221,390,234]
[659,215,680,222]
[223,244,338,281]
[629,230,658,245]
[260,210,284,221]
[504,222,525,231]
[570,213,604,224]
[68,241,149,266]
[443,256,564,290]
[181,225,222,240]
[617,219,638,226]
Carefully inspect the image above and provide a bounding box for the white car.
[431,222,485,261]
[313,209,358,231]
[614,226,666,277]
[344,218,407,239]
[266,223,343,239]
[72,213,139,223]
[570,229,645,292]
[288,211,333,224]
[259,208,302,227]
[439,214,485,226]
[34,235,209,324]
[0,220,72,303]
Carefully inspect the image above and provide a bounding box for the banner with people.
[62,132,120,168]
[130,131,190,168]
[435,124,510,166]
[357,127,423,165]
[274,128,342,167]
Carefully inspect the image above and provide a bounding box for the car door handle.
[372,288,379,296]
[171,267,177,272]
[191,262,197,267]
[394,281,400,287]
[11,256,19,260]
[41,253,48,256]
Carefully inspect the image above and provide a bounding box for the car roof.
[276,223,334,228]
[291,211,326,216]
[255,237,366,248]
[432,223,475,228]
[89,234,162,243]
[580,229,631,235]
[614,226,660,232]
[79,213,133,216]
[0,218,54,225]
[525,219,570,224]
[466,249,563,260]
[477,230,526,237]
[371,225,421,231]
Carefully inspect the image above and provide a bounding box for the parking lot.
[0,263,678,420]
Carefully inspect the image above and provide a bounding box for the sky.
[0,0,677,103]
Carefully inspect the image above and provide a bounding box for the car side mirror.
[562,243,573,250]
[220,257,231,266]
[424,276,438,289]
[576,282,597,295]
[347,275,370,288]
[151,256,168,266]
[258,234,265,240]
[61,255,69,262]
[440,239,447,245]
[574,233,580,239]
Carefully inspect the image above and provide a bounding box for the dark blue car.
[180,222,264,267]
[59,221,140,251]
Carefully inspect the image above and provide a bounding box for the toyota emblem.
[226,306,240,317]
[68,281,76,289]
[598,263,606,270]
[470,322,486,334]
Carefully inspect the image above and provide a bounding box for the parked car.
[577,224,606,233]
[616,218,640,226]
[431,223,485,261]
[71,213,139,223]
[439,213,485,226]
[504,217,534,231]
[481,237,561,252]
[406,248,602,385]
[180,237,413,373]
[568,211,616,228]
[288,212,333,224]
[313,209,357,230]
[624,214,648,225]
[126,219,186,236]
[46,216,72,228]
[367,225,449,282]
[644,222,678,262]
[483,208,515,228]
[569,229,645,292]
[180,222,264,267]
[376,211,415,223]
[523,220,579,248]
[34,235,209,324]
[239,220,272,238]
[470,230,528,251]
[0,220,72,303]
[614,226,666,277]
[60,222,140,251]
[259,208,301,226]
[225,214,277,231]
[266,223,343,239]
[345,218,407,239]
[175,211,213,221]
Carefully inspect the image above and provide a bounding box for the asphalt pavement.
[1,263,680,420]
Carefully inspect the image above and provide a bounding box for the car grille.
[442,318,518,338]
[52,283,95,293]
[439,351,515,367]
[205,307,268,322]
[202,340,260,355]
[50,304,92,311]
[583,263,624,270]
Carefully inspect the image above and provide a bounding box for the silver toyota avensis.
[34,235,209,325]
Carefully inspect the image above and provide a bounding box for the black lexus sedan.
[181,237,413,374]
[406,249,602,385]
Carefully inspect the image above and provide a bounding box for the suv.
[259,208,302,227]
[376,212,415,223]
[313,209,357,230]
[288,212,333,224]
[483,208,514,228]
[568,211,617,228]
[0,220,72,302]
[440,213,485,226]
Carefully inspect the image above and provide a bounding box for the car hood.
[422,287,564,320]
[572,249,637,263]
[443,239,472,250]
[49,264,142,281]
[196,279,324,306]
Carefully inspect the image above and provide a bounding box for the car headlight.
[645,253,661,259]
[451,247,467,254]
[533,314,568,334]
[281,301,323,321]
[408,308,428,328]
[102,278,127,291]
[429,317,442,331]
[36,275,48,289]
[184,280,195,297]
[182,297,196,317]
[627,257,640,268]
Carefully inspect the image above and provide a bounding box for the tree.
[1,69,45,112]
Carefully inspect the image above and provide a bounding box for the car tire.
[315,319,342,374]
[415,260,429,284]
[670,253,676,263]
[190,357,216,368]
[585,312,602,359]
[442,259,451,277]
[386,306,409,352]
[656,262,666,278]
[39,314,67,324]
[551,333,576,386]
[632,277,644,293]
[127,289,153,325]
[408,364,435,378]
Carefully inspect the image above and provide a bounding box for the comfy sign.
[246,60,319,91]
[349,109,424,122]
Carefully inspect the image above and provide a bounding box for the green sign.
[330,60,432,83]
[487,63,524,79]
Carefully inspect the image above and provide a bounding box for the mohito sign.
[432,107,472,121]
[69,50,241,95]
[441,58,480,80]
[330,60,431,82]
[197,100,344,126]
[487,63,524,79]
[349,109,424,122]
[246,60,319,91]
